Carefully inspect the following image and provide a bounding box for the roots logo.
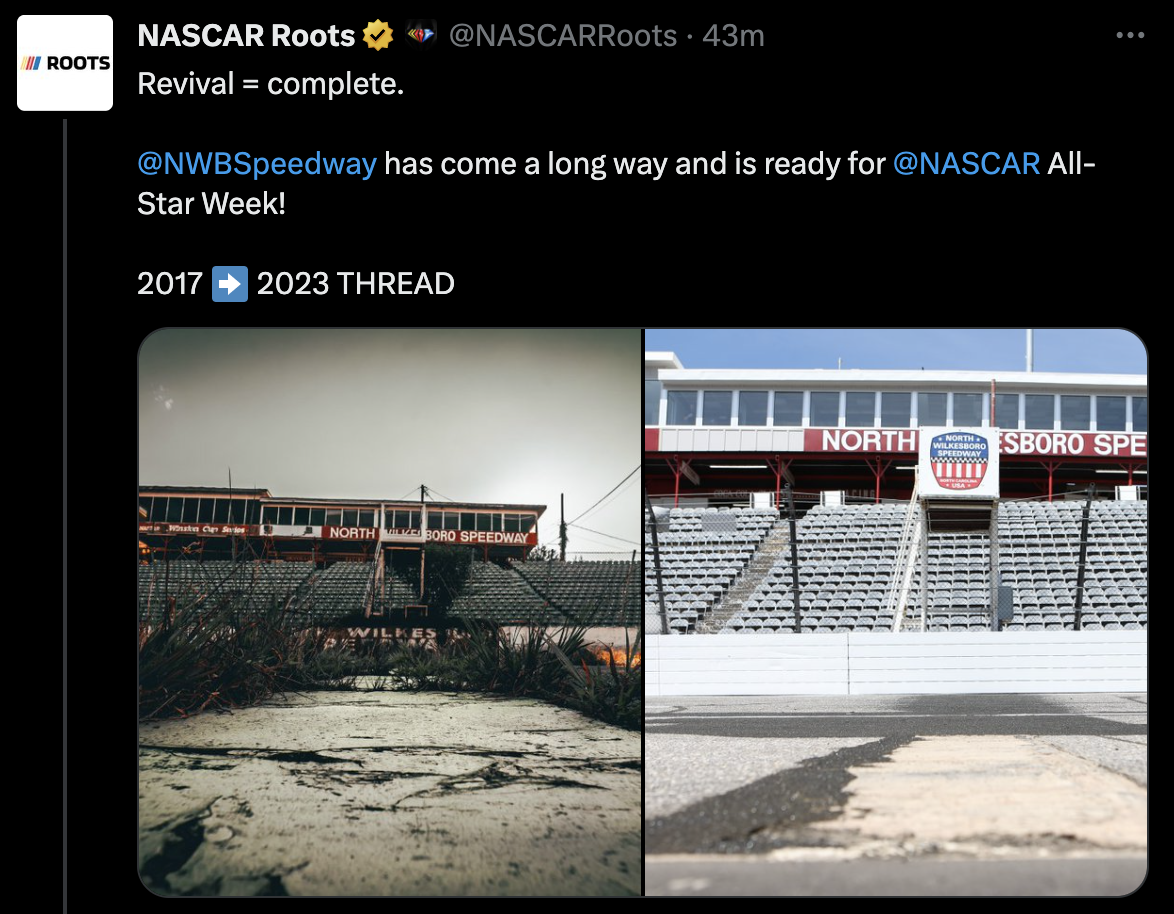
[18,54,111,71]
[17,15,114,110]
[406,19,437,49]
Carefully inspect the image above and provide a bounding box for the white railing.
[886,472,922,632]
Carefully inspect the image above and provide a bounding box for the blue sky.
[645,329,1147,376]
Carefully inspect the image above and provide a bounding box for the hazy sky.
[139,329,639,558]
[646,329,1147,376]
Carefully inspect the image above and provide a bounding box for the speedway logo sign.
[919,428,999,498]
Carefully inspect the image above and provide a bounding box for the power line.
[570,532,639,552]
[568,465,640,525]
[574,473,638,525]
[567,523,639,546]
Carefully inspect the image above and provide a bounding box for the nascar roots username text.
[454,24,678,46]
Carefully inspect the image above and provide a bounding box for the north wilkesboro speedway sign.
[918,427,1000,498]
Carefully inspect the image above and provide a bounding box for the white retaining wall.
[645,631,1147,696]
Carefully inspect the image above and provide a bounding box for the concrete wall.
[646,631,1146,696]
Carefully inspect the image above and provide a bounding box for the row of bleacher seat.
[645,507,778,631]
[646,500,1147,634]
[512,560,639,625]
[137,558,376,624]
[450,560,640,626]
[140,556,641,628]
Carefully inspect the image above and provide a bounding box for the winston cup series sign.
[919,428,1000,498]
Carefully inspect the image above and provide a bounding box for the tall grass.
[138,595,377,720]
[139,557,641,730]
[384,623,642,730]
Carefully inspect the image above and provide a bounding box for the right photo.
[643,329,1147,896]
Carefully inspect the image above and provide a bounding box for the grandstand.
[645,500,1147,635]
[138,485,640,631]
[450,560,640,627]
[644,351,1148,640]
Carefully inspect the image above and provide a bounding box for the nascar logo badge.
[929,432,988,490]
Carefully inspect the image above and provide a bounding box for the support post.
[990,502,1000,631]
[1041,459,1059,502]
[1073,484,1094,631]
[869,458,893,504]
[765,456,793,513]
[645,488,668,635]
[785,484,802,633]
[919,508,929,632]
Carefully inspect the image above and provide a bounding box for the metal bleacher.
[643,507,778,633]
[641,499,1147,635]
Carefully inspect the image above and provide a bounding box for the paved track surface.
[646,694,1146,896]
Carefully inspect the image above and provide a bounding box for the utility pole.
[228,466,236,564]
[419,484,426,598]
[559,493,567,562]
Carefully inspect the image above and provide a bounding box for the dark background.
[50,9,1154,898]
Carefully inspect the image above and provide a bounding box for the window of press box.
[295,507,310,526]
[845,391,875,426]
[1060,396,1090,431]
[809,391,840,427]
[1133,397,1147,432]
[666,390,697,425]
[917,393,946,426]
[702,390,732,426]
[476,513,493,532]
[1024,394,1054,429]
[391,510,420,529]
[773,391,803,426]
[881,392,910,427]
[995,393,1019,429]
[644,380,662,425]
[1096,396,1125,432]
[326,509,342,526]
[738,391,768,426]
[310,508,325,526]
[953,393,982,427]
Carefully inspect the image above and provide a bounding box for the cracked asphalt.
[138,691,640,895]
[646,693,1147,895]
